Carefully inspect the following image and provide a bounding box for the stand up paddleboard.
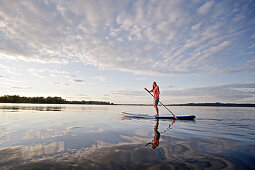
[122,112,196,120]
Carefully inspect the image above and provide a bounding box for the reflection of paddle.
[145,88,177,119]
[160,119,176,134]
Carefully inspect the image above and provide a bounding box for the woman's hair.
[153,82,157,89]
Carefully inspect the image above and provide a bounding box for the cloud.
[0,77,20,84]
[92,76,106,82]
[0,64,21,83]
[27,68,72,80]
[250,43,255,49]
[0,0,254,76]
[162,85,175,90]
[52,82,60,85]
[109,88,145,97]
[136,77,147,81]
[162,83,255,102]
[198,1,214,15]
[110,83,255,103]
[71,79,84,83]
[191,22,202,30]
[51,82,70,86]
[251,33,255,39]
[27,68,86,85]
[11,86,31,89]
[0,64,19,75]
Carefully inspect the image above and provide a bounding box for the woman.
[147,82,160,116]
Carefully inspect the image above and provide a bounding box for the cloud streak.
[11,86,32,90]
[92,76,106,82]
[70,79,84,83]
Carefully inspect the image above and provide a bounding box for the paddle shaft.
[145,88,177,119]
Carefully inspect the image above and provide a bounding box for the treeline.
[0,95,114,105]
[117,102,255,107]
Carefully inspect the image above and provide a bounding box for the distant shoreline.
[116,103,255,107]
[0,95,254,107]
[0,95,113,105]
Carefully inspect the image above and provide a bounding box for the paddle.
[145,88,177,119]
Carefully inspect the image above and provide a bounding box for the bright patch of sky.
[0,0,255,104]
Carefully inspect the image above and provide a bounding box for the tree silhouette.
[0,95,113,105]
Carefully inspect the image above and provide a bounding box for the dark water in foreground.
[0,104,255,169]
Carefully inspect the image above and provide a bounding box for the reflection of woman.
[145,119,175,149]
[152,120,160,149]
[145,120,160,149]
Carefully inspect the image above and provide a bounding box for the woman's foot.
[154,114,159,117]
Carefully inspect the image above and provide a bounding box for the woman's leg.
[154,104,159,116]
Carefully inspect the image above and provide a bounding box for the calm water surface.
[0,104,255,169]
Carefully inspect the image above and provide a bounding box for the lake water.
[0,104,255,169]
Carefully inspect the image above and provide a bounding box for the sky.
[0,0,255,104]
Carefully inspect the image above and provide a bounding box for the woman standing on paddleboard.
[147,82,160,116]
